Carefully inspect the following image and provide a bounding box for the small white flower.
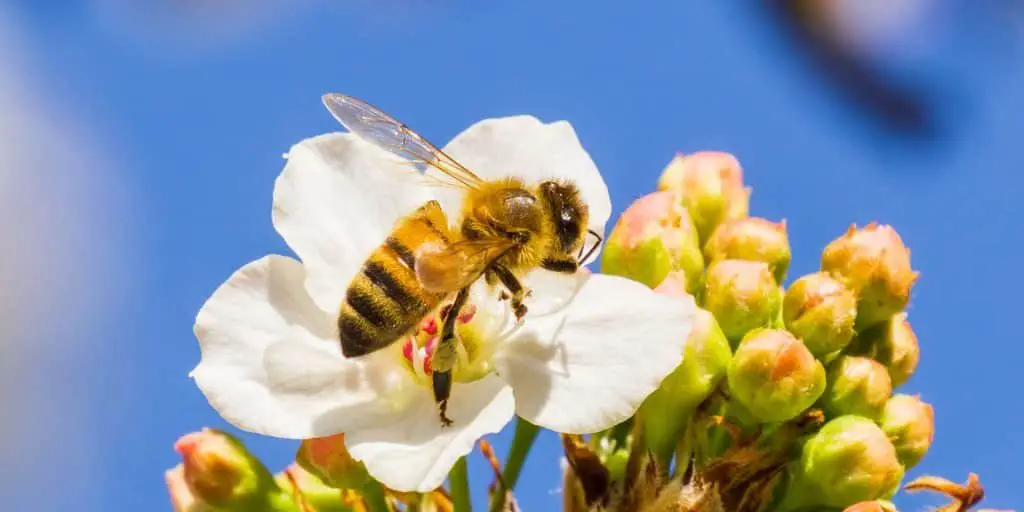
[191,115,695,492]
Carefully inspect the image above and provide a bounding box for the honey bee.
[322,94,601,426]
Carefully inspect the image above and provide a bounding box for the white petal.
[519,268,589,318]
[345,376,515,492]
[192,255,421,438]
[272,133,436,312]
[441,116,613,236]
[491,274,695,433]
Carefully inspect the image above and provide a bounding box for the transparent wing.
[322,93,484,190]
[414,238,517,293]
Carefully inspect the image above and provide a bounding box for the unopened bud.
[275,464,366,511]
[601,191,704,291]
[174,428,266,508]
[704,218,791,282]
[704,260,782,343]
[790,416,904,509]
[879,394,934,469]
[821,223,918,328]
[820,356,893,421]
[847,313,920,387]
[727,329,825,423]
[641,300,732,464]
[656,152,750,243]
[783,272,857,358]
[296,433,370,490]
[166,465,198,512]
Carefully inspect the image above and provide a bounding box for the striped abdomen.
[338,200,451,357]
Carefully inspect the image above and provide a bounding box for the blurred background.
[1,1,1022,509]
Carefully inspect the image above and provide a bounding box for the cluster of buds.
[585,151,988,512]
[169,150,997,512]
[166,429,452,512]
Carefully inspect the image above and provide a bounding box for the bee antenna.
[578,229,602,264]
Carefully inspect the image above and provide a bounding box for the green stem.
[360,478,391,512]
[489,419,540,512]
[450,457,472,512]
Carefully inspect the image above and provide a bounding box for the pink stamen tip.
[402,338,415,363]
[423,352,434,376]
[421,317,438,336]
[173,432,204,456]
[424,336,439,355]
[458,304,477,324]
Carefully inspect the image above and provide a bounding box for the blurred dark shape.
[761,0,941,143]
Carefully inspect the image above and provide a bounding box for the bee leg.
[490,265,528,322]
[541,257,579,274]
[433,370,453,427]
[432,287,470,427]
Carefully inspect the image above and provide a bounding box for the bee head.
[538,180,589,255]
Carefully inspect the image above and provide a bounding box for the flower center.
[399,301,496,385]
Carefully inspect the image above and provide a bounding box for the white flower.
[191,115,695,492]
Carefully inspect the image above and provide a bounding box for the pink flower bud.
[704,218,791,283]
[847,312,920,388]
[601,190,704,290]
[652,271,690,299]
[165,465,198,512]
[727,328,825,422]
[275,464,362,511]
[174,429,263,507]
[879,394,935,469]
[783,272,858,358]
[296,433,369,489]
[704,260,782,343]
[787,416,904,509]
[820,356,893,421]
[656,152,750,243]
[821,223,918,328]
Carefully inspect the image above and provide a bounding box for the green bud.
[820,356,892,421]
[656,151,750,244]
[641,301,732,465]
[704,260,782,344]
[727,328,825,423]
[704,217,791,282]
[846,313,920,387]
[879,394,934,469]
[601,190,704,291]
[783,272,857,358]
[275,464,356,512]
[173,428,274,509]
[790,416,904,509]
[296,434,370,490]
[821,223,918,329]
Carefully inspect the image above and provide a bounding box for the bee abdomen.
[338,200,450,358]
[338,252,441,358]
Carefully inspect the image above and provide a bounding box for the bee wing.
[322,93,485,190]
[415,238,517,293]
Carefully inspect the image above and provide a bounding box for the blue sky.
[2,1,1022,510]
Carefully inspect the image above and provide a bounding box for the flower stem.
[360,478,391,512]
[450,457,472,512]
[489,418,540,512]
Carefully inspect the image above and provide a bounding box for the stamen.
[421,317,438,336]
[457,304,477,324]
[422,336,438,376]
[402,338,415,364]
